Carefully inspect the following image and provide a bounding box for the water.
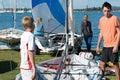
[0,12,32,30]
[0,11,120,48]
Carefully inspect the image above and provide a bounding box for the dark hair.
[102,2,112,10]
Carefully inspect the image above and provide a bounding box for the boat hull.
[35,33,83,52]
[0,28,23,46]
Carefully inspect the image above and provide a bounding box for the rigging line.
[54,0,69,79]
[44,15,63,35]
[43,26,62,35]
[40,72,102,75]
[46,24,64,35]
[54,46,68,80]
[43,49,63,73]
[42,63,98,67]
[49,24,62,34]
[52,34,66,59]
[42,45,65,73]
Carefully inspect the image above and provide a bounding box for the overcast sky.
[0,0,120,9]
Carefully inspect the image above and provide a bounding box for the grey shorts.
[100,47,119,64]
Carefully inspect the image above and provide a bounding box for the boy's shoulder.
[101,15,118,19]
[112,15,119,20]
[22,32,34,37]
[100,16,106,20]
[100,15,118,21]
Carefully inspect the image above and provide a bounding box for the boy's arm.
[96,31,103,54]
[28,50,36,80]
[113,26,120,53]
[116,26,120,47]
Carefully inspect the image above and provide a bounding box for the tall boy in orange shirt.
[96,2,120,80]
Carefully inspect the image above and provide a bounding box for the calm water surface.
[0,11,120,48]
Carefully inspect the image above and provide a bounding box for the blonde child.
[20,16,36,80]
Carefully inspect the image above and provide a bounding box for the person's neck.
[106,14,112,18]
[84,20,87,22]
[26,28,32,32]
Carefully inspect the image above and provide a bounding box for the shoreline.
[0,45,19,50]
[0,44,98,51]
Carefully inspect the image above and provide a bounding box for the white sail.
[31,0,83,52]
[32,0,66,34]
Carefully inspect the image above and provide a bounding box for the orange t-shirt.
[98,15,119,47]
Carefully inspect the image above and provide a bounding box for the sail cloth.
[68,54,102,80]
[79,52,93,60]
[31,0,66,34]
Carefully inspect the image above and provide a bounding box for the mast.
[1,0,4,11]
[65,0,69,55]
[69,0,74,47]
[13,0,16,29]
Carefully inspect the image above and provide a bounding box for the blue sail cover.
[31,0,66,33]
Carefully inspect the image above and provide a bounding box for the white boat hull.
[0,28,23,45]
[35,33,83,52]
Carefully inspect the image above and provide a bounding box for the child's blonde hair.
[22,16,34,29]
[37,17,42,27]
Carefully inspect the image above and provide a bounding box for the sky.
[0,0,120,9]
[0,0,31,8]
[74,0,120,9]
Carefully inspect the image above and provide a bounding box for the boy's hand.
[32,68,36,80]
[96,47,101,54]
[113,46,118,53]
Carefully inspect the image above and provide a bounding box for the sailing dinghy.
[15,0,102,80]
[0,28,23,45]
[32,0,102,80]
[0,0,23,46]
